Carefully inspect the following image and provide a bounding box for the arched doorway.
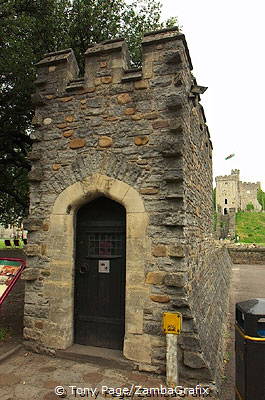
[74,196,126,350]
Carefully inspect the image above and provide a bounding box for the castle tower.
[23,28,231,389]
[215,169,240,215]
[216,169,261,213]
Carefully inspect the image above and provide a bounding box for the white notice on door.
[98,260,110,273]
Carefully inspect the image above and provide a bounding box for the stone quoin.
[23,27,232,390]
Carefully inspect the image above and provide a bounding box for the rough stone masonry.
[23,27,232,390]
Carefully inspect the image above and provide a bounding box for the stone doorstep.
[56,344,135,371]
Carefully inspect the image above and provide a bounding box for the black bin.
[235,298,265,400]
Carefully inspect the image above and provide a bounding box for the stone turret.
[23,27,231,392]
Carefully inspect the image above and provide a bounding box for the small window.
[224,208,228,215]
[225,199,228,204]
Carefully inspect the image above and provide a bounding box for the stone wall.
[239,182,261,211]
[181,242,231,387]
[228,245,265,264]
[23,27,232,392]
[216,212,236,239]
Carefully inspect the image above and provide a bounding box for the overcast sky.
[160,0,264,189]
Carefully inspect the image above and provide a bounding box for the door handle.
[79,264,89,274]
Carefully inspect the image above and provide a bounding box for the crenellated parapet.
[240,181,261,188]
[34,48,79,97]
[30,26,211,208]
[84,38,130,85]
[215,173,239,182]
[32,27,195,98]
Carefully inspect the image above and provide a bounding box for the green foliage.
[212,211,217,231]
[212,187,216,210]
[68,0,177,70]
[0,238,24,248]
[0,328,9,341]
[211,184,217,233]
[246,202,254,211]
[0,0,178,224]
[236,212,265,243]
[257,188,265,210]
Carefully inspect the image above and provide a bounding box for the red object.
[0,258,26,306]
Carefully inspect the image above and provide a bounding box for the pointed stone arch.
[42,173,151,363]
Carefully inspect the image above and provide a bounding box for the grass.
[0,238,24,249]
[0,328,9,341]
[236,211,265,244]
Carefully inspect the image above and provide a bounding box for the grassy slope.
[236,212,265,244]
[0,239,24,249]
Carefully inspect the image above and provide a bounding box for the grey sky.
[160,0,264,188]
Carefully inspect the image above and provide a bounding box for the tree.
[246,202,254,211]
[68,0,177,69]
[0,0,177,225]
[257,188,265,211]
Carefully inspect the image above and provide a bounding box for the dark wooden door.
[74,197,126,349]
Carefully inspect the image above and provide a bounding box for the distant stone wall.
[23,27,231,392]
[239,182,261,211]
[228,246,265,264]
[216,212,236,239]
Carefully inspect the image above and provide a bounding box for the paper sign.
[98,260,110,273]
[0,258,25,305]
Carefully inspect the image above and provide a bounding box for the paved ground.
[0,349,217,400]
[0,349,168,400]
[1,253,265,400]
[220,263,265,400]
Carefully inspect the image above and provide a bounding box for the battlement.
[216,169,240,182]
[215,174,239,182]
[33,27,194,96]
[240,181,261,188]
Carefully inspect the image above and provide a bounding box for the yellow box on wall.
[163,312,182,335]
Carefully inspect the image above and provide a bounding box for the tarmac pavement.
[220,263,265,400]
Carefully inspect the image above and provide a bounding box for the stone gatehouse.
[23,27,231,389]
